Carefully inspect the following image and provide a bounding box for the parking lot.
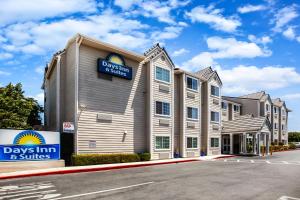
[0,150,300,200]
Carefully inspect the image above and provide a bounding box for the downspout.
[56,55,61,132]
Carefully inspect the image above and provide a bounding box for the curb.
[0,158,199,180]
[213,155,236,159]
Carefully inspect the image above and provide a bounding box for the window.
[234,105,240,112]
[221,102,228,109]
[155,66,170,83]
[211,138,219,148]
[211,85,220,96]
[155,136,170,149]
[187,77,198,91]
[275,123,277,129]
[155,101,170,116]
[274,107,277,114]
[282,109,285,116]
[187,137,198,148]
[282,124,284,130]
[266,104,269,111]
[211,111,219,122]
[187,107,198,120]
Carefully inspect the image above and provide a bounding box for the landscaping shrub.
[72,153,151,166]
[278,142,284,146]
[138,153,151,161]
[288,143,296,150]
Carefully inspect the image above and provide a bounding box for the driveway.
[0,150,300,200]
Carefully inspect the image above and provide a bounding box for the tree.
[0,83,43,129]
[288,132,300,142]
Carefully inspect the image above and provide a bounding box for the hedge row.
[72,153,151,166]
[270,143,296,152]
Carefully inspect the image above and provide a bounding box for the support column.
[230,134,233,154]
[243,133,247,153]
[239,134,243,154]
[257,133,260,155]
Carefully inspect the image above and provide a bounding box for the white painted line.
[250,160,254,163]
[237,159,240,163]
[278,195,300,200]
[13,195,42,200]
[0,189,56,199]
[224,159,227,162]
[51,182,154,200]
[266,161,271,164]
[0,185,54,195]
[282,161,289,164]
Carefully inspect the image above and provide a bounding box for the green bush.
[138,153,151,161]
[288,143,296,149]
[72,153,151,166]
[278,142,284,146]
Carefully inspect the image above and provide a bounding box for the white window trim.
[186,76,199,92]
[155,100,171,117]
[210,111,220,124]
[155,66,171,84]
[187,106,199,121]
[233,104,240,112]
[221,101,228,110]
[210,85,220,97]
[154,135,171,150]
[210,137,220,148]
[186,136,198,149]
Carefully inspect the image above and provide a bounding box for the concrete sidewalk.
[0,155,234,180]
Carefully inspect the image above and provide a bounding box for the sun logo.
[107,53,125,66]
[13,130,46,145]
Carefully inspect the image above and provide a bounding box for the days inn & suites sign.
[0,129,60,161]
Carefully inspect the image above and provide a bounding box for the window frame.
[210,138,219,148]
[186,137,198,149]
[186,76,198,91]
[155,136,170,150]
[221,101,228,110]
[211,85,220,97]
[234,105,240,112]
[210,111,220,123]
[187,107,199,120]
[155,101,171,117]
[155,66,170,84]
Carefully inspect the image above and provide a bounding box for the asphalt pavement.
[0,150,300,200]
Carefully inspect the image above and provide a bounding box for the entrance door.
[222,135,230,154]
[233,134,240,154]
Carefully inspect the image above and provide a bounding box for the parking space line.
[282,161,289,164]
[237,159,240,163]
[266,161,271,164]
[51,182,154,200]
[278,196,300,200]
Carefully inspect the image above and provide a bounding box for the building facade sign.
[0,129,60,161]
[97,53,132,80]
[63,122,75,133]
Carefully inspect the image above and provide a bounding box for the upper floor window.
[274,107,277,114]
[211,85,220,96]
[282,109,286,116]
[186,76,198,91]
[187,107,198,120]
[274,123,278,129]
[155,66,170,83]
[234,105,240,112]
[282,124,284,130]
[266,104,269,111]
[211,111,220,122]
[222,102,228,109]
[155,101,170,116]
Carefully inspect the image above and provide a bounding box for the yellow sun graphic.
[13,130,46,145]
[109,55,124,65]
[17,135,43,145]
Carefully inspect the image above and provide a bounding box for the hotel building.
[43,34,290,160]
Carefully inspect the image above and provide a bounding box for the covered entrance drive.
[221,115,271,155]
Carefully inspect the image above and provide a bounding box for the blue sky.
[0,0,299,131]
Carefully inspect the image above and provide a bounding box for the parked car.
[292,142,300,148]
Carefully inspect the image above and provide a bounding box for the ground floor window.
[155,136,170,149]
[211,138,219,148]
[187,137,198,148]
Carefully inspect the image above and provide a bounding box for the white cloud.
[182,37,272,71]
[272,5,299,32]
[248,35,272,44]
[115,0,190,24]
[0,70,11,76]
[185,5,241,32]
[32,92,44,104]
[217,65,300,95]
[0,52,13,60]
[283,26,296,40]
[282,93,300,100]
[172,48,189,57]
[0,0,97,26]
[238,4,267,14]
[35,66,44,74]
[151,26,183,41]
[297,36,300,43]
[1,10,152,54]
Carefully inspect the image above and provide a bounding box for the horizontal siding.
[77,44,147,154]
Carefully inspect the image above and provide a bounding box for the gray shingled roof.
[272,98,284,107]
[222,115,270,133]
[195,67,214,80]
[239,91,265,99]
